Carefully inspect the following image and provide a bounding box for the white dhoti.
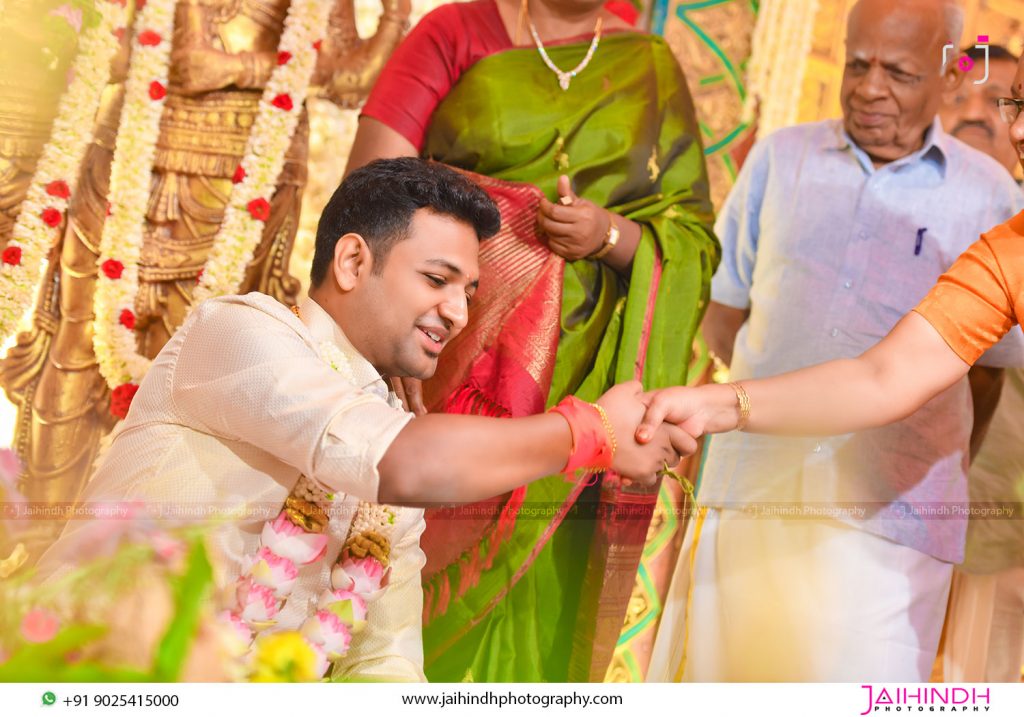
[647,508,953,682]
[943,567,1024,682]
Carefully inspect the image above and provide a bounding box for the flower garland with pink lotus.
[227,485,398,678]
[93,0,330,416]
[224,341,399,679]
[0,0,127,342]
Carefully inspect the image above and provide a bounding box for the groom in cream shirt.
[42,158,688,680]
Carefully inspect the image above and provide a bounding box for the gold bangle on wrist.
[589,401,618,460]
[589,212,620,261]
[729,381,750,431]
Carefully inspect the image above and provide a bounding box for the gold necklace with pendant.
[527,13,603,91]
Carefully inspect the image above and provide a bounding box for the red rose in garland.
[137,30,161,46]
[101,258,124,279]
[45,180,71,199]
[110,382,139,419]
[119,309,136,330]
[2,246,22,266]
[271,94,293,112]
[41,207,63,227]
[247,198,271,221]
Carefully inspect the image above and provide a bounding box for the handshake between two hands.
[596,381,709,488]
[391,376,716,489]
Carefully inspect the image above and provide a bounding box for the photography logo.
[859,685,991,714]
[943,35,991,84]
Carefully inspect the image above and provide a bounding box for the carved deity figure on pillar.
[0,0,410,557]
[0,0,81,248]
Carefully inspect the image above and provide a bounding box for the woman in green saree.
[347,0,718,681]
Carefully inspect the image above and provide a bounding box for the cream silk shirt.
[41,293,426,681]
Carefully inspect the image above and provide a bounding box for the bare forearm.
[377,413,571,505]
[689,313,971,437]
[722,358,925,434]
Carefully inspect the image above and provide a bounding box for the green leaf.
[151,540,213,682]
[0,625,106,682]
[0,618,155,682]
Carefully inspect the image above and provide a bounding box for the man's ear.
[331,233,374,291]
[942,58,965,93]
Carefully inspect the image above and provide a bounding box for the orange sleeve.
[914,213,1024,365]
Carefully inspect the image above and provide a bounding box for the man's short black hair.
[963,43,1018,64]
[310,158,501,287]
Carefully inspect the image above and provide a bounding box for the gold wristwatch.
[590,212,620,260]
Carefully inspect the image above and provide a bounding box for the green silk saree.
[419,32,718,681]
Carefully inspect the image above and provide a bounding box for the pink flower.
[149,531,184,563]
[236,577,279,624]
[218,610,253,646]
[20,608,59,643]
[309,643,329,676]
[300,610,352,659]
[243,546,298,598]
[260,513,327,565]
[49,4,83,32]
[317,588,367,632]
[332,555,388,599]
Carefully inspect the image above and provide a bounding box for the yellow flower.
[250,632,323,682]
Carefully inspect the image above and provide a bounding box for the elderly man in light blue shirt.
[649,0,1024,683]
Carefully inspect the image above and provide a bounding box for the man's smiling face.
[840,0,951,165]
[354,209,480,380]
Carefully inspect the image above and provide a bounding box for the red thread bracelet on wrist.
[548,396,615,474]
